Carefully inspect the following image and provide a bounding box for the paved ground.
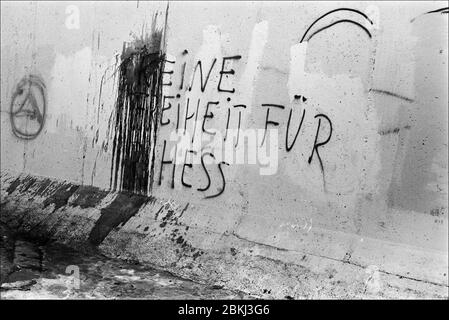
[0,223,253,299]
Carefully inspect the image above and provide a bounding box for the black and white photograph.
[0,0,447,308]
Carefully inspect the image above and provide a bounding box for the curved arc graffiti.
[299,8,374,43]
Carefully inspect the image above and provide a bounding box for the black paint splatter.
[110,19,166,195]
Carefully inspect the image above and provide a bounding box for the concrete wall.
[1,1,448,298]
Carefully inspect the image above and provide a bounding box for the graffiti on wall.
[299,8,374,43]
[9,75,46,140]
[4,4,447,205]
[154,51,335,197]
[152,9,384,196]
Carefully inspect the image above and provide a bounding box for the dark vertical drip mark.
[110,19,166,195]
[162,2,169,52]
[224,108,230,141]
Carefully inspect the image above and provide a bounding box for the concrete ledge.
[1,170,447,299]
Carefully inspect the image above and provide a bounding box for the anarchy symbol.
[10,75,46,140]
